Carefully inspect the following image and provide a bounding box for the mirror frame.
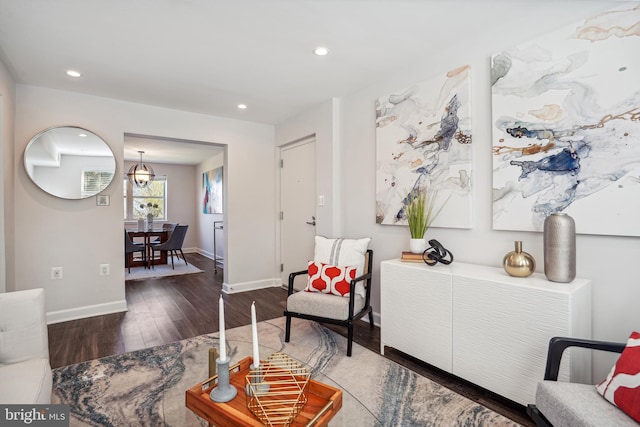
[24,126,116,200]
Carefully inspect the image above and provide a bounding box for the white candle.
[251,301,260,368]
[219,295,227,361]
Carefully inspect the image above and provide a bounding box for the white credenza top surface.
[383,258,590,294]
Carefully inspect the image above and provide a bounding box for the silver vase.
[543,213,576,283]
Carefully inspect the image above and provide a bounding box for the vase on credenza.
[543,212,576,283]
[147,213,154,231]
[409,238,428,254]
[137,218,144,232]
[503,240,536,277]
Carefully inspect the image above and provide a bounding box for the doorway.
[123,134,225,277]
[280,137,316,289]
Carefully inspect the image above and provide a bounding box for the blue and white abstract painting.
[491,4,640,236]
[376,66,473,228]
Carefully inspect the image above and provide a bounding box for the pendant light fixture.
[127,150,155,188]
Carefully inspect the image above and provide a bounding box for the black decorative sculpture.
[422,239,453,266]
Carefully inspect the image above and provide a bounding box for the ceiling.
[0,0,621,163]
[124,134,224,166]
[0,0,571,125]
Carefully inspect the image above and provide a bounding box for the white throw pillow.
[314,236,371,298]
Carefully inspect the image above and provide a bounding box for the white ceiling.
[123,134,224,166]
[0,0,574,125]
[0,0,623,163]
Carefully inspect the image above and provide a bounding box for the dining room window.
[123,176,167,220]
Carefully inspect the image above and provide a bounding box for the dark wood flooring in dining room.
[47,253,533,426]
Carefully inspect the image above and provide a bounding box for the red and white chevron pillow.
[305,261,356,297]
[596,331,640,422]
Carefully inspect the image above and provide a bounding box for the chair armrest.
[544,336,626,381]
[348,272,371,296]
[346,271,372,316]
[287,269,309,295]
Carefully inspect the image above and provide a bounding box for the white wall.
[14,85,276,322]
[197,153,225,263]
[279,2,637,380]
[0,57,16,293]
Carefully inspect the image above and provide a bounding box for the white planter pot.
[409,238,427,254]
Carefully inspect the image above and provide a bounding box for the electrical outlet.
[100,264,110,276]
[51,267,63,280]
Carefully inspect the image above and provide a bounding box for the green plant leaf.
[404,187,450,238]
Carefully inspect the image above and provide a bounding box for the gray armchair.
[528,336,635,427]
[284,249,374,357]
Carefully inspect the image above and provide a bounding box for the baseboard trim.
[223,278,281,294]
[196,248,214,259]
[46,300,128,324]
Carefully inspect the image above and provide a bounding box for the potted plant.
[405,187,448,253]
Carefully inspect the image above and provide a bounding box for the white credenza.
[380,259,592,405]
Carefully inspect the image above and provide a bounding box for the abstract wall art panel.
[203,166,223,214]
[491,4,640,236]
[375,65,473,229]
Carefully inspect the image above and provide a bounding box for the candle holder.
[245,363,270,396]
[209,357,237,403]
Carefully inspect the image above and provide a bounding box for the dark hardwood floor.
[47,253,533,426]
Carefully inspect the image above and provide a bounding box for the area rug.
[125,262,203,280]
[52,317,522,426]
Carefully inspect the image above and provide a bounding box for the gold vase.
[503,241,535,277]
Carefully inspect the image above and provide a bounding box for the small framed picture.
[96,195,110,206]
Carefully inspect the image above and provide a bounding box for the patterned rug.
[52,317,522,426]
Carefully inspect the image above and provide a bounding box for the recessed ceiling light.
[78,133,87,137]
[66,70,81,77]
[313,47,329,56]
[237,104,247,109]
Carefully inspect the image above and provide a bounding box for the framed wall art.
[491,4,640,236]
[375,65,473,229]
[203,166,223,214]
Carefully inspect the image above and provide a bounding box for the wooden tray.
[186,356,342,427]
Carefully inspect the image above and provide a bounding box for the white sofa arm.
[0,288,49,365]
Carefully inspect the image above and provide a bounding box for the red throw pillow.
[305,261,356,297]
[596,331,640,422]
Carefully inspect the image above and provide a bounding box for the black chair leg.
[170,250,175,269]
[179,249,187,265]
[527,404,553,427]
[347,322,354,357]
[285,315,291,342]
[368,310,374,326]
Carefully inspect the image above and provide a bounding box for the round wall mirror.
[24,126,116,199]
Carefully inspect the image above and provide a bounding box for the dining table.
[127,229,168,268]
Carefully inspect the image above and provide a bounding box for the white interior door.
[280,138,316,289]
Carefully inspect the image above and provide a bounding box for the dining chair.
[150,225,188,269]
[149,223,178,245]
[124,230,146,273]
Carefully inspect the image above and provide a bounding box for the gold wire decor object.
[245,352,311,427]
